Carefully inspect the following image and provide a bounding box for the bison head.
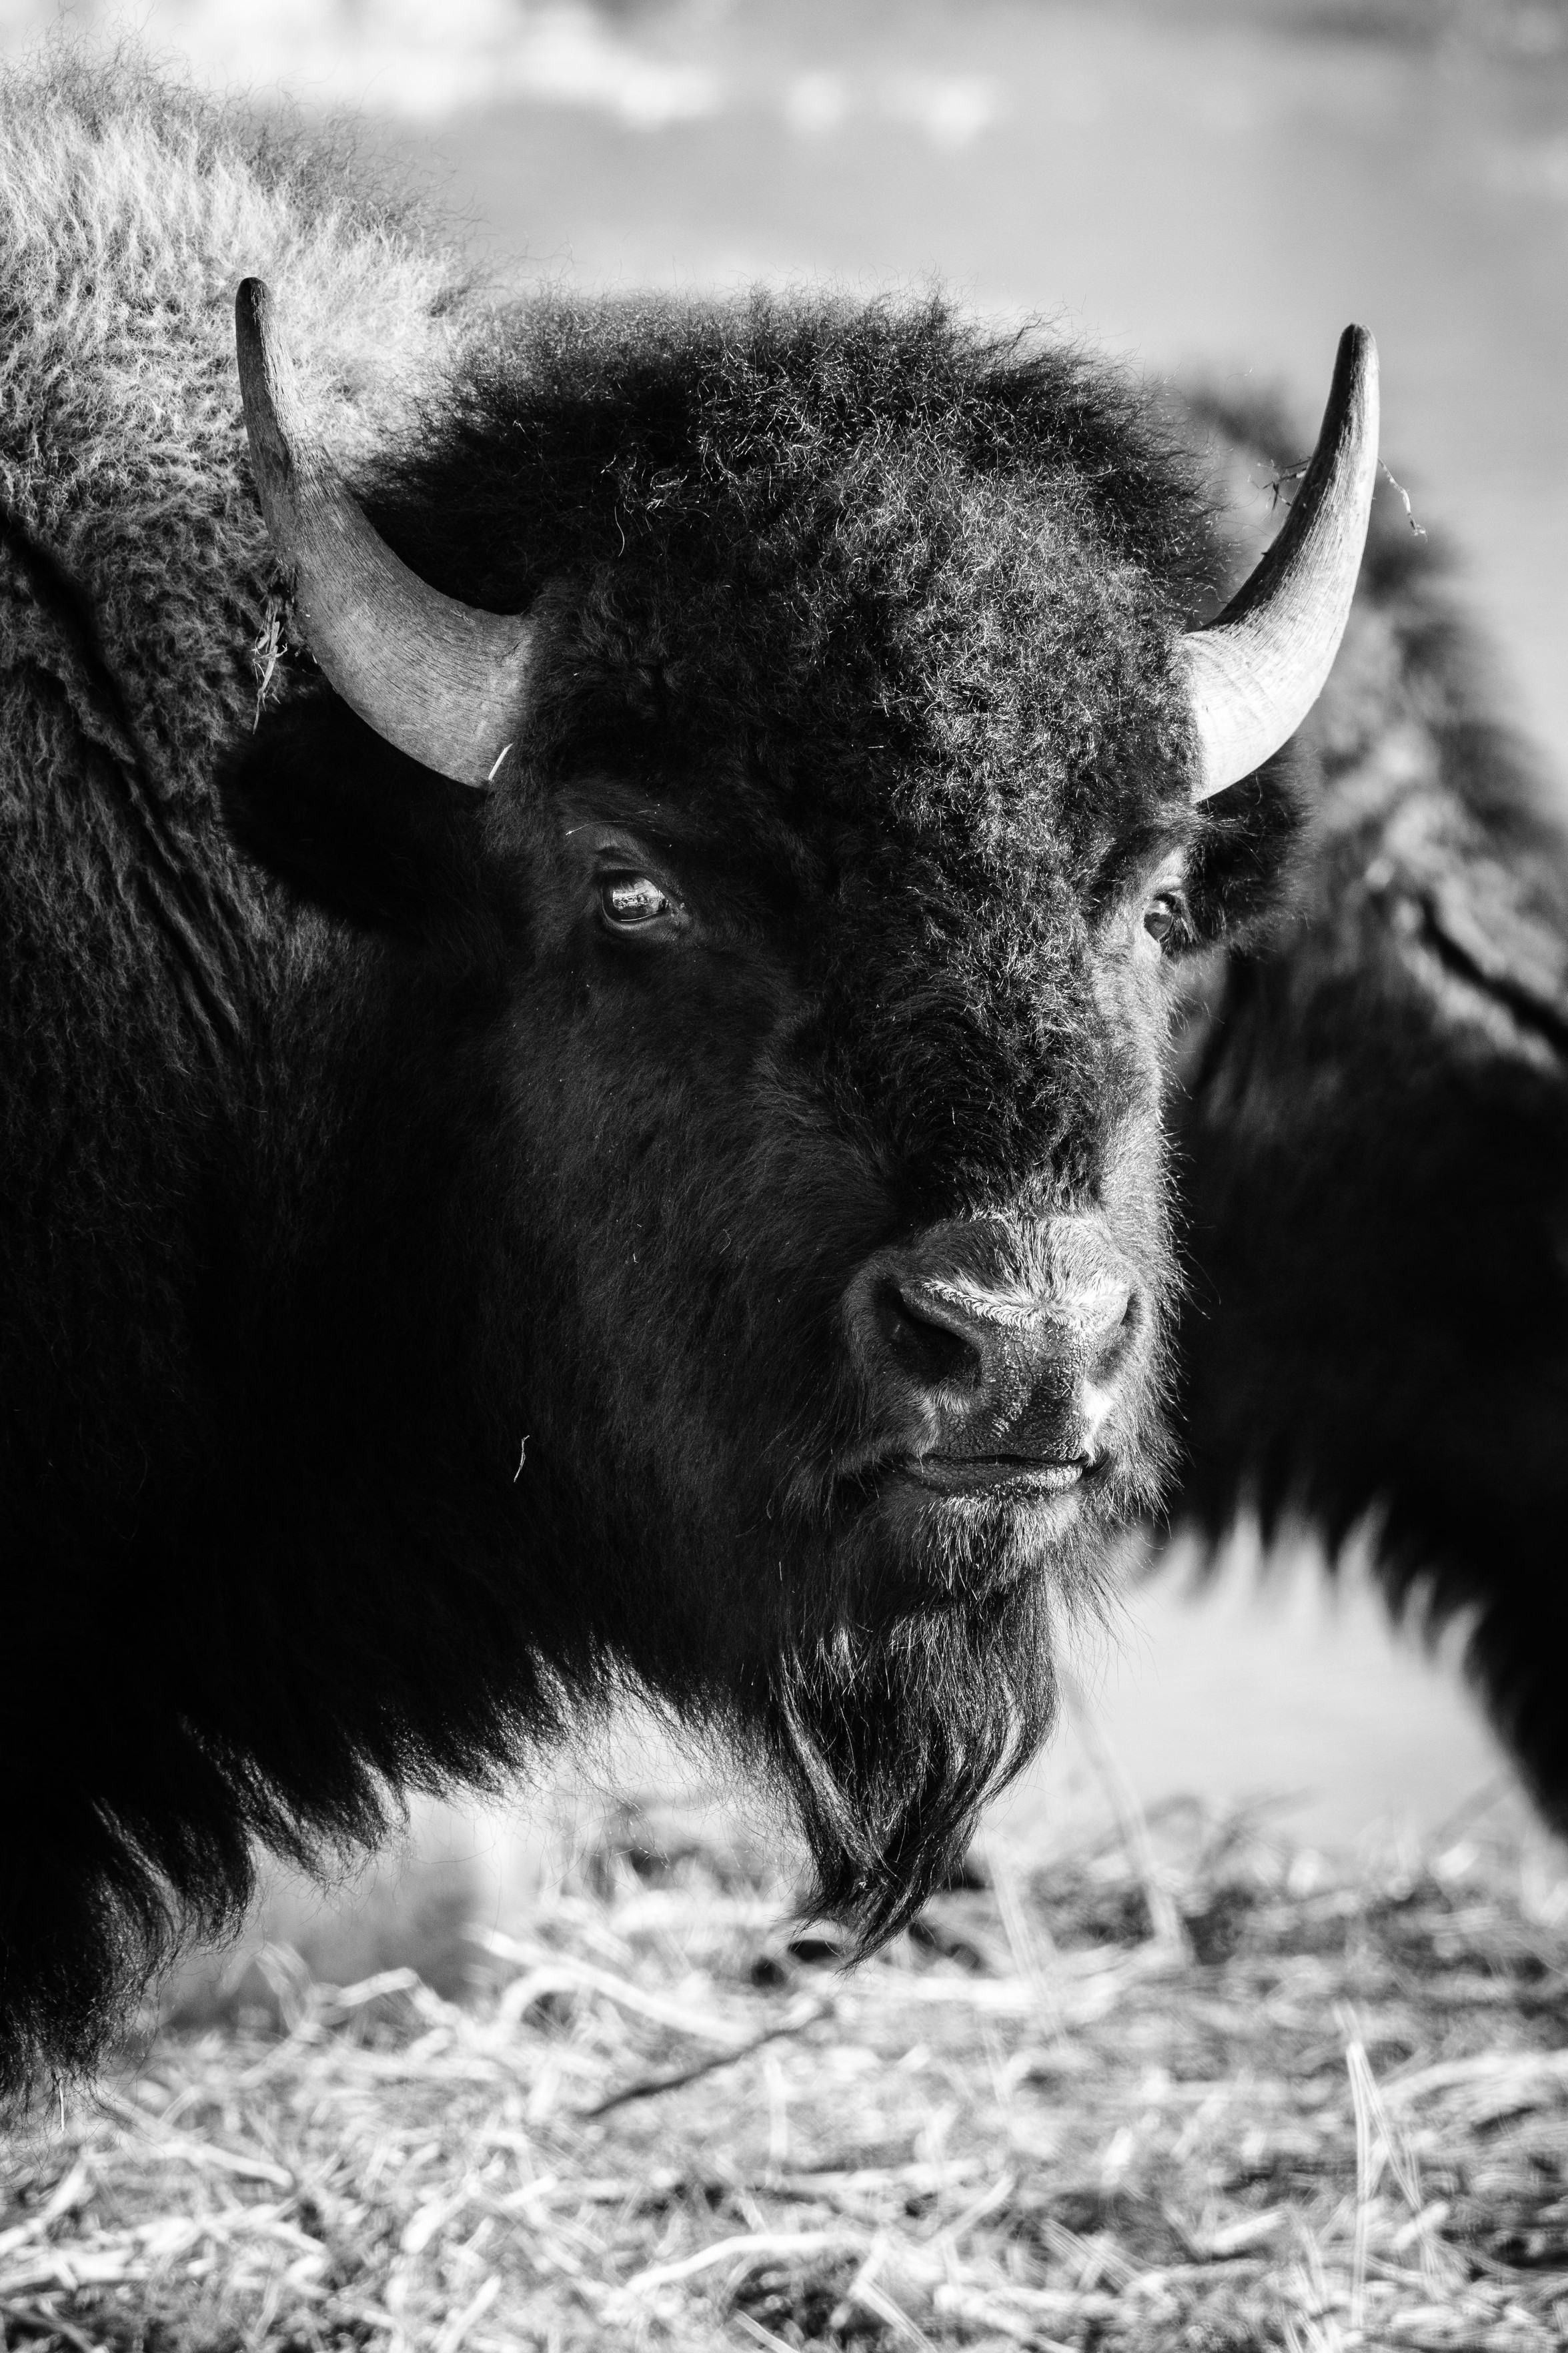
[227,288,1375,1947]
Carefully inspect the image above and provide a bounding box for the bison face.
[231,694,1295,1946]
[506,776,1181,1588]
[504,779,1237,1943]
[227,290,1369,1944]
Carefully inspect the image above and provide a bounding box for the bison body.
[1,61,1563,2097]
[1172,489,1568,1815]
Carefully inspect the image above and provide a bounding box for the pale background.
[4,0,1561,1970]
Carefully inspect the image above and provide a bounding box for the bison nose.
[843,1220,1137,1490]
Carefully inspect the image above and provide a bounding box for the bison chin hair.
[745,1488,1129,1954]
[730,1383,1168,1954]
[761,1567,1060,1955]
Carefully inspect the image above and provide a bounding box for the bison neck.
[1,859,563,1936]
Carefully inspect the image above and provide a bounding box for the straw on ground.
[5,1795,1568,2351]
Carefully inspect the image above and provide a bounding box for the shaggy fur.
[3,57,1563,2099]
[1170,410,1568,1825]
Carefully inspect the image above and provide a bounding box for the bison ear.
[1181,751,1309,949]
[222,691,486,931]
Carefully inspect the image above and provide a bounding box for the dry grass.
[7,1796,1568,2353]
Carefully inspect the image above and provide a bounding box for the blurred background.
[5,0,1564,1995]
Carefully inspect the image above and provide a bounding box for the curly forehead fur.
[382,296,1214,871]
[355,300,1229,1208]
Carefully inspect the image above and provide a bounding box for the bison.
[1,60,1564,2099]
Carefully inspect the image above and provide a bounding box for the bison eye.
[1142,893,1183,946]
[600,873,676,931]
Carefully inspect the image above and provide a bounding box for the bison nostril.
[878,1282,982,1392]
[844,1227,1143,1458]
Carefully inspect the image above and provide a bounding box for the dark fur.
[3,66,1564,2099]
[1169,418,1568,1823]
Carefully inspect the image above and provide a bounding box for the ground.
[5,1793,1568,2353]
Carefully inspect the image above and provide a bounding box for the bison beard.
[548,1107,1177,1956]
[722,1368,1168,1952]
[768,1572,1057,1952]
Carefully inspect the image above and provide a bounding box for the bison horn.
[235,278,535,787]
[1178,324,1379,801]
